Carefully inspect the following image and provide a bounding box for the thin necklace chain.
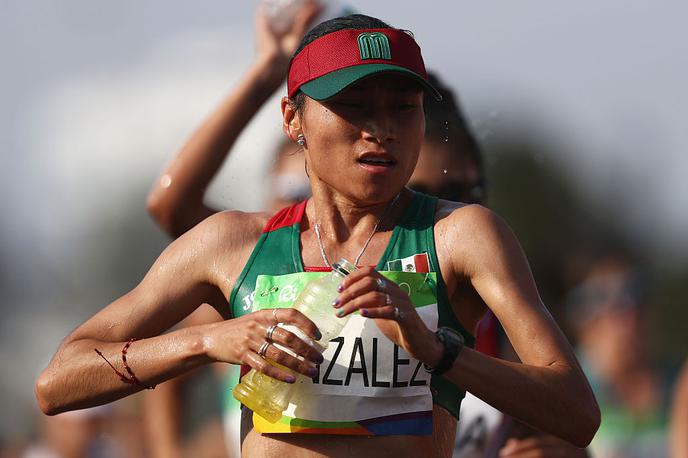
[313,192,401,267]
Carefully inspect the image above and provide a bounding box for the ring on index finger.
[266,324,278,342]
[393,307,404,321]
[258,341,270,358]
[375,277,387,292]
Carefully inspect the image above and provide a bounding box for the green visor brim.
[299,64,442,101]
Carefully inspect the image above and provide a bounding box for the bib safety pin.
[259,286,279,297]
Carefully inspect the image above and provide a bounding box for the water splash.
[473,110,501,141]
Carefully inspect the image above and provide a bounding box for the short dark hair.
[290,14,393,113]
[293,14,392,57]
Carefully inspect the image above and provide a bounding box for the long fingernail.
[286,375,296,384]
[336,309,345,317]
[307,367,318,377]
[337,284,344,293]
[332,297,340,307]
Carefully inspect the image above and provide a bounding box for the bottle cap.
[332,259,355,276]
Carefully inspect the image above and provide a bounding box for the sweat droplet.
[160,175,172,188]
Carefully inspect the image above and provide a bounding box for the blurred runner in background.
[566,254,670,457]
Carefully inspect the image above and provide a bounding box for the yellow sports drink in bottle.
[233,259,356,422]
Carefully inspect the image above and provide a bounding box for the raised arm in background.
[146,3,320,237]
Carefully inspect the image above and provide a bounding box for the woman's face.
[296,74,425,203]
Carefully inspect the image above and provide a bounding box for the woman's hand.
[255,0,321,84]
[204,308,324,383]
[333,267,443,367]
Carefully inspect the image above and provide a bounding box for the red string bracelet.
[94,338,155,390]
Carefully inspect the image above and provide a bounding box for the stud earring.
[297,134,306,147]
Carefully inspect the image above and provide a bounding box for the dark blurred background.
[1,1,686,456]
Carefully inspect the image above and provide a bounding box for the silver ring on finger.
[376,277,387,292]
[385,293,392,306]
[393,306,404,321]
[258,341,271,358]
[266,324,278,342]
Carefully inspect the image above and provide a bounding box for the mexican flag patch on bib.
[386,252,430,273]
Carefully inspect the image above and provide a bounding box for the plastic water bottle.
[232,259,356,422]
[262,0,353,35]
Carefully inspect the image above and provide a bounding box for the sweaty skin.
[36,76,599,457]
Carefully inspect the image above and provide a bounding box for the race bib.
[251,271,438,435]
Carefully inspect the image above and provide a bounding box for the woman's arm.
[440,206,599,447]
[146,4,320,237]
[670,358,688,458]
[335,205,600,447]
[35,212,322,415]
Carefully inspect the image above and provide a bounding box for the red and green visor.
[287,28,442,101]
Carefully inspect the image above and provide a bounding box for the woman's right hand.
[205,308,324,382]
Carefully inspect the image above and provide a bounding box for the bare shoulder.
[435,200,510,243]
[434,200,522,276]
[136,209,271,301]
[153,209,270,280]
[187,209,270,248]
[170,209,271,253]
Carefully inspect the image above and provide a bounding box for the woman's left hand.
[333,267,443,367]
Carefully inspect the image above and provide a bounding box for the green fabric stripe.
[228,225,300,317]
[386,259,403,271]
[228,232,268,318]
